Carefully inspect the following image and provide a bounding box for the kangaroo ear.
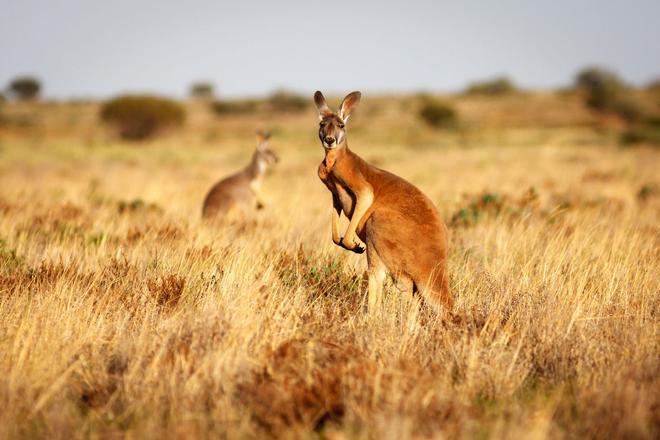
[339,91,361,122]
[314,91,331,119]
[256,130,271,146]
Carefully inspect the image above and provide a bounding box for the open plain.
[0,92,658,438]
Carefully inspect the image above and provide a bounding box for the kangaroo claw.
[339,237,366,254]
[353,244,366,254]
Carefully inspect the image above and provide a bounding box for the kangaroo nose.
[324,136,335,144]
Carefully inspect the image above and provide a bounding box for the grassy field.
[0,93,658,438]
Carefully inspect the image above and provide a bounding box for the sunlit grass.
[0,94,658,438]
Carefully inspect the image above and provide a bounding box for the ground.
[0,93,658,438]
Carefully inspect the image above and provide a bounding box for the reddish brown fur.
[202,132,279,219]
[315,91,452,311]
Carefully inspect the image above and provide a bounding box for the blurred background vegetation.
[1,67,658,148]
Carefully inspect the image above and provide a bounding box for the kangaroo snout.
[324,136,335,145]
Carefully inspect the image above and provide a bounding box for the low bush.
[465,76,517,95]
[211,99,259,115]
[418,99,457,128]
[267,90,308,112]
[211,91,307,115]
[451,192,505,227]
[100,95,185,140]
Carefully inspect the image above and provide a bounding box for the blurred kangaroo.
[314,91,452,313]
[202,131,279,219]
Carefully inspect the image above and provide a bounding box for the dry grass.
[0,94,658,438]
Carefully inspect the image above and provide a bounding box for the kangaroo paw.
[339,237,366,254]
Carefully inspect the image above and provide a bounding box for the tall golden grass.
[0,94,658,438]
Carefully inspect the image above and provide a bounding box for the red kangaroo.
[314,91,452,313]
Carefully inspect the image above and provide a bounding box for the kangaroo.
[314,91,452,313]
[202,131,279,219]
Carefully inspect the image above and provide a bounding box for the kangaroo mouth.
[323,142,338,150]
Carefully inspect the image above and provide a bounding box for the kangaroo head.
[254,130,279,170]
[314,91,361,150]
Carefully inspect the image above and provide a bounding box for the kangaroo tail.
[414,268,453,312]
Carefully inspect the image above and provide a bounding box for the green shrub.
[189,82,215,100]
[450,192,504,227]
[465,76,517,95]
[8,76,41,101]
[100,95,185,140]
[450,188,540,227]
[418,99,457,128]
[267,90,308,112]
[211,99,259,115]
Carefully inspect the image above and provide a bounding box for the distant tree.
[575,67,623,90]
[575,67,624,110]
[100,95,185,141]
[8,76,41,101]
[575,67,643,123]
[190,82,215,100]
[465,76,517,95]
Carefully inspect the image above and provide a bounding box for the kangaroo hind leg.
[366,247,387,316]
[395,273,423,331]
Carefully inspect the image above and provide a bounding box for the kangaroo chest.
[249,176,262,194]
[318,161,356,217]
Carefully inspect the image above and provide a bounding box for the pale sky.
[1,0,659,99]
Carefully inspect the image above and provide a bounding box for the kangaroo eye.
[320,121,327,127]
[338,123,345,129]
